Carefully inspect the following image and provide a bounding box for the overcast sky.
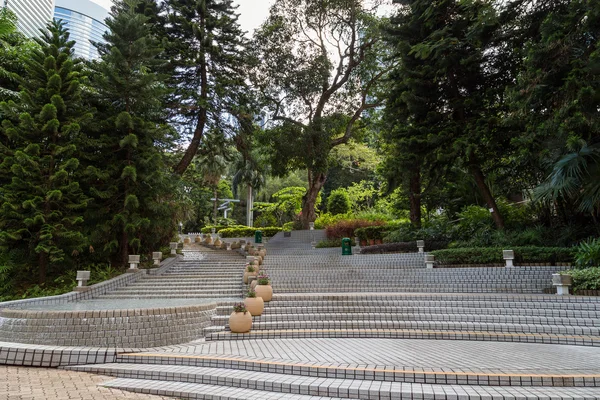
[90,0,273,36]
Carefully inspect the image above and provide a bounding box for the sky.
[89,0,274,36]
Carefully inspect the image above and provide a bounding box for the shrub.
[316,238,356,248]
[564,267,600,292]
[314,212,352,229]
[201,224,247,234]
[431,247,576,265]
[327,189,351,215]
[574,238,600,268]
[360,240,448,254]
[246,265,256,272]
[282,221,294,231]
[217,226,282,238]
[325,219,385,240]
[246,289,257,298]
[233,303,248,313]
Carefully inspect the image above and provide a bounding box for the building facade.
[54,0,110,60]
[4,0,55,38]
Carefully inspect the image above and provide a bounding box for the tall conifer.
[84,0,175,266]
[0,21,90,282]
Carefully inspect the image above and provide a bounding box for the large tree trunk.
[173,8,208,176]
[469,160,505,229]
[408,167,422,229]
[300,170,327,229]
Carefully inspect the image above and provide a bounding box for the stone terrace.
[67,230,600,399]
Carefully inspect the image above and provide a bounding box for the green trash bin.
[254,230,263,244]
[341,237,352,255]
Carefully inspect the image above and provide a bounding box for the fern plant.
[575,238,600,269]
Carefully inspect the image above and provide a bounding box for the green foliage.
[218,226,282,238]
[83,0,177,266]
[325,219,385,240]
[246,289,256,298]
[574,238,600,269]
[327,189,351,215]
[431,247,576,266]
[564,268,600,293]
[233,303,247,313]
[316,238,356,248]
[0,21,90,282]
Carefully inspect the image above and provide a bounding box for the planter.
[255,284,273,302]
[258,249,267,258]
[284,231,291,237]
[229,311,252,333]
[360,240,367,247]
[243,270,258,284]
[374,239,383,245]
[368,239,375,246]
[250,280,258,290]
[244,297,264,316]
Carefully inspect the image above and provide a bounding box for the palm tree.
[232,150,267,227]
[194,130,233,222]
[536,141,600,225]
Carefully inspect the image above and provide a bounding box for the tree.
[385,0,511,229]
[253,0,394,228]
[327,189,351,215]
[84,0,176,266]
[514,0,600,224]
[0,21,91,282]
[158,0,250,175]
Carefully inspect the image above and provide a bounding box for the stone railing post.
[425,254,435,269]
[76,270,90,287]
[354,237,360,249]
[170,242,178,255]
[128,255,140,270]
[417,240,425,253]
[503,250,515,268]
[552,274,572,296]
[152,251,162,265]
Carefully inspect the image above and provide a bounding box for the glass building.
[4,0,55,38]
[54,0,110,60]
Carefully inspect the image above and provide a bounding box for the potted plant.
[243,265,258,284]
[244,289,264,316]
[255,274,273,302]
[229,303,252,333]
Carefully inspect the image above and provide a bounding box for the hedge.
[218,226,282,238]
[360,241,448,254]
[201,225,247,234]
[564,267,600,293]
[431,246,576,265]
[326,219,385,240]
[355,225,397,241]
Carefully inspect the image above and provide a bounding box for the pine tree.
[0,21,91,283]
[160,0,249,175]
[84,0,176,266]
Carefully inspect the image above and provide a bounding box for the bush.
[431,246,576,265]
[327,189,351,215]
[325,219,385,240]
[355,225,399,241]
[316,238,356,248]
[564,267,600,292]
[574,238,600,268]
[314,212,352,229]
[201,224,247,234]
[218,226,282,238]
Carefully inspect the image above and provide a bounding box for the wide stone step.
[205,328,600,346]
[98,294,243,299]
[128,282,243,289]
[211,312,599,327]
[212,318,600,335]
[67,362,600,393]
[110,288,243,295]
[253,305,600,318]
[100,377,346,399]
[272,286,546,293]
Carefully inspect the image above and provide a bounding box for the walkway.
[0,366,170,400]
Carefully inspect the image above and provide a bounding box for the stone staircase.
[71,231,600,399]
[98,248,245,300]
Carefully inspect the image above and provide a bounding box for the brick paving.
[0,366,173,399]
